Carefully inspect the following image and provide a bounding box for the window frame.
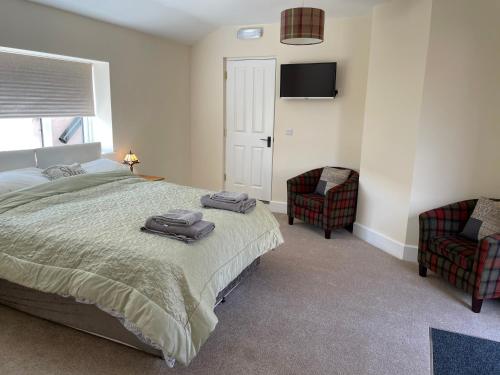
[0,46,114,154]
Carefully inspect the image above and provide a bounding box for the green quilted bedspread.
[0,171,283,365]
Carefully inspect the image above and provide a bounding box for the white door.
[225,59,276,201]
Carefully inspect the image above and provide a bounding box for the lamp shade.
[123,150,139,166]
[280,7,325,45]
[123,150,139,172]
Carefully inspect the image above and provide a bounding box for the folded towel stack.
[141,209,214,243]
[211,191,248,204]
[201,191,256,214]
[152,209,203,226]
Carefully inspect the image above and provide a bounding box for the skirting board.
[265,203,418,262]
[353,222,418,262]
[267,201,287,214]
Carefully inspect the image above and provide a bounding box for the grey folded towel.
[201,194,256,214]
[141,216,215,243]
[153,209,202,226]
[211,191,249,204]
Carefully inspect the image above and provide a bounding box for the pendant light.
[280,4,325,45]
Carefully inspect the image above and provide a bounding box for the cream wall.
[357,0,500,259]
[355,0,432,244]
[0,0,191,184]
[190,17,372,202]
[405,0,500,245]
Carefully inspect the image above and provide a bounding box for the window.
[0,117,93,152]
[0,118,42,151]
[0,47,113,153]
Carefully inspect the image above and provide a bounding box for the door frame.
[223,56,277,202]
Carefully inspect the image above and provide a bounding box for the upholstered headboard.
[35,143,102,169]
[0,149,37,172]
[0,143,102,172]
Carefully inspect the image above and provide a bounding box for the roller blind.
[0,51,95,118]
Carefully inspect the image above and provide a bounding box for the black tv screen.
[280,62,338,98]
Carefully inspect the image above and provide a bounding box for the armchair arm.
[287,168,323,216]
[473,233,500,300]
[323,171,359,229]
[418,200,477,254]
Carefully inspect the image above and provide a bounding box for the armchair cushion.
[430,235,478,270]
[314,167,351,196]
[461,198,500,241]
[295,193,324,213]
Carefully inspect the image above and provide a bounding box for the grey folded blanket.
[153,209,202,226]
[141,216,215,243]
[201,194,256,214]
[211,191,248,204]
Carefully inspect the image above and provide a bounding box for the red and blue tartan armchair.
[418,199,500,313]
[287,167,359,239]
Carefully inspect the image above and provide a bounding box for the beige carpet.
[1,213,499,375]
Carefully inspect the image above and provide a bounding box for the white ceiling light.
[237,27,263,40]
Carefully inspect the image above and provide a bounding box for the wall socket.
[285,128,294,136]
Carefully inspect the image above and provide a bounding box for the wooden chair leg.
[419,264,427,277]
[325,229,331,239]
[345,223,354,233]
[472,296,483,313]
[288,216,294,225]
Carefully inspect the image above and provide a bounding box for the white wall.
[0,0,191,184]
[355,0,432,245]
[190,17,372,202]
[406,0,500,245]
[356,0,500,260]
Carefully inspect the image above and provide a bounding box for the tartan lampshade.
[280,7,325,45]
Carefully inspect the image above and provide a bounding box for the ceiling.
[29,0,386,44]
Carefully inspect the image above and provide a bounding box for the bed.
[0,143,283,366]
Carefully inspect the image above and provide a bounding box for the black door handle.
[259,136,272,147]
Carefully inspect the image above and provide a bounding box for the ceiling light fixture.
[280,7,325,45]
[237,27,263,40]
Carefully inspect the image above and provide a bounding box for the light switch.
[285,128,294,136]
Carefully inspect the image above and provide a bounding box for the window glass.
[42,117,85,147]
[0,117,88,152]
[0,118,43,151]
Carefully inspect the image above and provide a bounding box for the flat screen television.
[280,62,338,99]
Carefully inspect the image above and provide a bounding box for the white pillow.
[81,158,129,173]
[0,167,49,195]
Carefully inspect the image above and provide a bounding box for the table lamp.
[123,150,140,172]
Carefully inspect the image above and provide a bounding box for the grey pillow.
[315,167,351,196]
[461,198,500,241]
[42,163,86,180]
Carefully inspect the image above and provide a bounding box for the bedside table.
[138,175,165,181]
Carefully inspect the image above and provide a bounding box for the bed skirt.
[0,257,261,358]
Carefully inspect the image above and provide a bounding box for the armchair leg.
[419,264,427,277]
[472,296,483,313]
[288,216,294,225]
[345,223,354,233]
[325,229,331,239]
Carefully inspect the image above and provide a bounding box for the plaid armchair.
[418,199,500,313]
[287,167,359,239]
